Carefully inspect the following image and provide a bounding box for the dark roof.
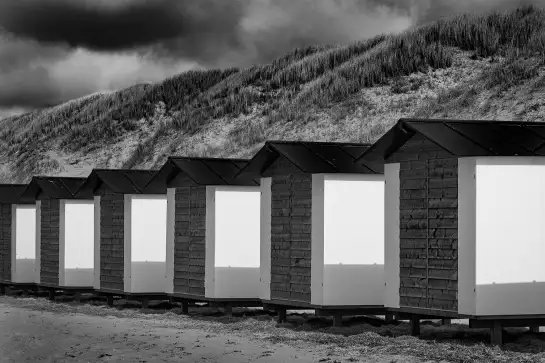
[0,184,31,204]
[236,140,378,177]
[75,169,157,198]
[21,177,87,200]
[144,157,258,194]
[355,118,545,172]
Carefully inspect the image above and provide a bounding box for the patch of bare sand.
[0,300,407,363]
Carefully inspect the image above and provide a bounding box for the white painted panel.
[34,201,41,283]
[129,196,167,293]
[59,201,65,286]
[384,163,400,309]
[259,178,272,300]
[458,158,477,315]
[214,267,260,298]
[322,174,385,306]
[214,188,260,268]
[12,204,38,284]
[93,196,101,289]
[62,201,94,287]
[124,195,131,292]
[311,174,324,305]
[205,187,215,298]
[166,189,175,294]
[475,157,545,315]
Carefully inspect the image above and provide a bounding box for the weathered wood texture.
[98,185,125,292]
[0,203,11,282]
[172,173,206,297]
[263,155,312,303]
[388,134,458,312]
[39,197,60,286]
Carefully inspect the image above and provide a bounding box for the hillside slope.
[2,5,545,182]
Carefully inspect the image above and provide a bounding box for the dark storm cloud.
[0,0,247,51]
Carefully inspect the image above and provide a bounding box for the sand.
[0,303,324,362]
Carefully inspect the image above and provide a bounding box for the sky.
[0,0,541,118]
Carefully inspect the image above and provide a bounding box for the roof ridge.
[168,156,250,162]
[300,142,340,172]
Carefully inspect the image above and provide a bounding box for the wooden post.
[441,318,451,326]
[21,288,28,296]
[411,316,420,336]
[333,314,343,327]
[141,297,149,310]
[385,313,395,323]
[107,295,114,306]
[73,292,81,303]
[224,305,233,317]
[181,301,189,314]
[277,308,287,323]
[490,320,503,346]
[0,285,5,295]
[48,289,55,301]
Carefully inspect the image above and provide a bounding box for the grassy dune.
[2,5,545,181]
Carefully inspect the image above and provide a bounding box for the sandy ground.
[0,295,544,363]
[0,304,323,363]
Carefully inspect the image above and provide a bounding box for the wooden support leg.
[0,285,6,295]
[333,314,343,327]
[141,298,149,310]
[73,292,81,303]
[21,288,28,296]
[48,289,55,301]
[277,308,287,323]
[411,316,420,336]
[107,295,114,306]
[181,301,189,315]
[490,321,503,346]
[385,313,395,323]
[224,305,233,317]
[441,318,452,326]
[529,325,540,333]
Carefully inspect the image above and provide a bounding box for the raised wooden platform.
[95,289,169,309]
[37,284,96,302]
[169,293,262,315]
[389,306,545,345]
[0,281,39,296]
[262,299,387,326]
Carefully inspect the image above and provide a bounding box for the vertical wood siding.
[263,156,312,303]
[173,173,206,297]
[98,185,125,292]
[388,134,458,312]
[40,197,60,286]
[0,203,11,282]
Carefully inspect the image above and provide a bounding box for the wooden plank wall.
[172,173,206,297]
[263,155,312,303]
[98,185,125,292]
[388,134,458,312]
[39,197,60,286]
[0,203,11,282]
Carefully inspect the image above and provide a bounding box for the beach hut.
[144,157,261,314]
[237,141,385,325]
[21,176,90,300]
[75,169,164,308]
[0,184,37,295]
[356,118,545,344]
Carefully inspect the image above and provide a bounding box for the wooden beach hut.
[236,141,385,325]
[21,176,90,300]
[74,169,164,308]
[356,118,545,344]
[0,184,37,295]
[143,157,261,314]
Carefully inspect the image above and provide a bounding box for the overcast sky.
[0,0,540,118]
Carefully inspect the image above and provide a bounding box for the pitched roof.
[75,169,157,198]
[144,157,258,194]
[22,177,87,200]
[355,118,545,172]
[0,184,31,204]
[236,140,378,177]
